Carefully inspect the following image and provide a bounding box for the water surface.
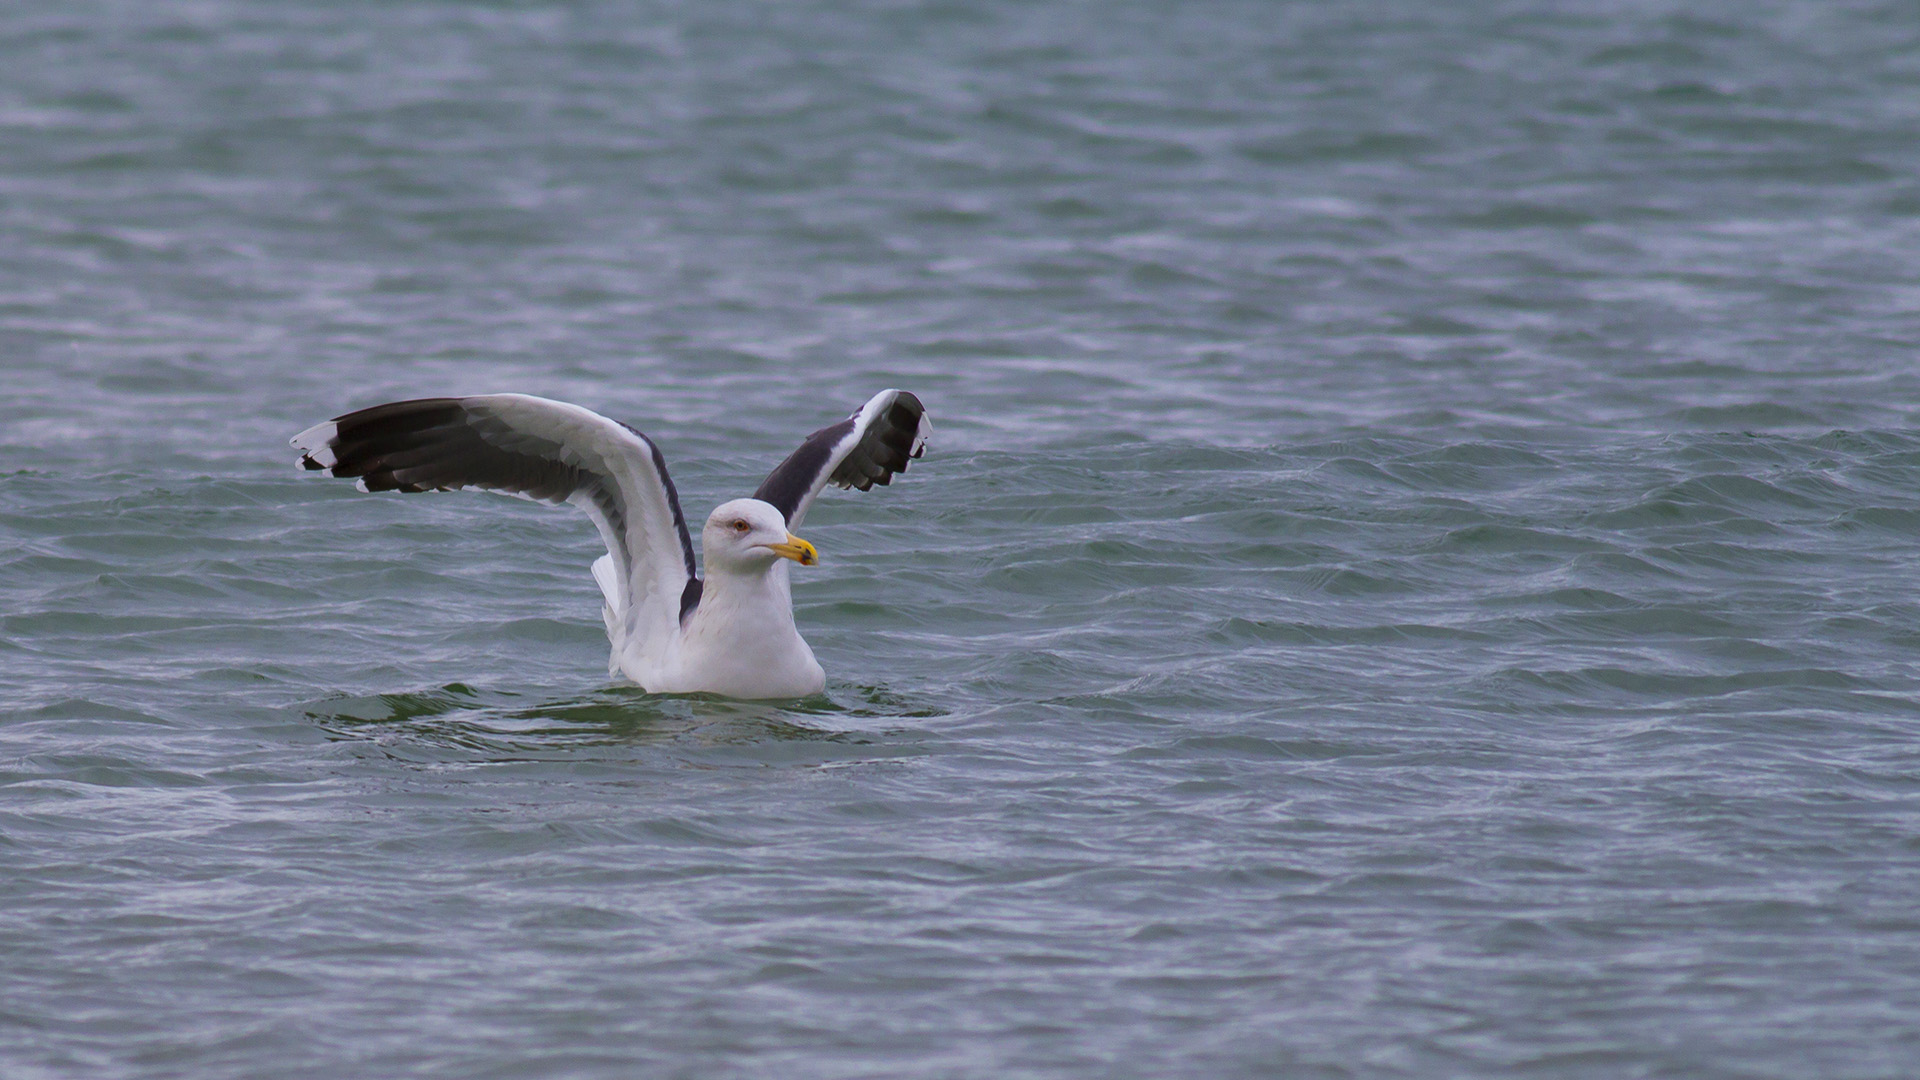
[5,1,1920,1076]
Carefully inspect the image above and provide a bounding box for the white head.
[701,498,818,575]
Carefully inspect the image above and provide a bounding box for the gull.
[291,389,927,698]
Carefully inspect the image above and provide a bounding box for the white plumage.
[291,389,928,698]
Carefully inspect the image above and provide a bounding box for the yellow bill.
[766,533,818,566]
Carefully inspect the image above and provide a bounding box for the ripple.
[6,2,1920,1076]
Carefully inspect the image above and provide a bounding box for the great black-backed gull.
[291,389,928,698]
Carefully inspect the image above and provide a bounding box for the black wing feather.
[753,391,927,527]
[296,396,698,594]
[754,419,855,523]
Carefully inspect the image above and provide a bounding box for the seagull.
[291,389,928,698]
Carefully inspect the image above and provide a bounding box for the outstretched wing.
[753,389,929,529]
[291,394,700,644]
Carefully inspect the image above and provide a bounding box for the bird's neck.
[697,561,795,627]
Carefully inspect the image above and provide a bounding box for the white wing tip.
[291,421,339,469]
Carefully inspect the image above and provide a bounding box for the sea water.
[4,1,1920,1076]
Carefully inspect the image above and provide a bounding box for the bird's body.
[648,543,820,697]
[291,389,927,698]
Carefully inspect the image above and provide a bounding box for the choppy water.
[6,1,1920,1076]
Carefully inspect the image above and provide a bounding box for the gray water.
[5,1,1920,1076]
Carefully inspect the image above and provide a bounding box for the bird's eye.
[731,519,750,533]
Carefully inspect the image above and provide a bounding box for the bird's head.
[702,498,817,573]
